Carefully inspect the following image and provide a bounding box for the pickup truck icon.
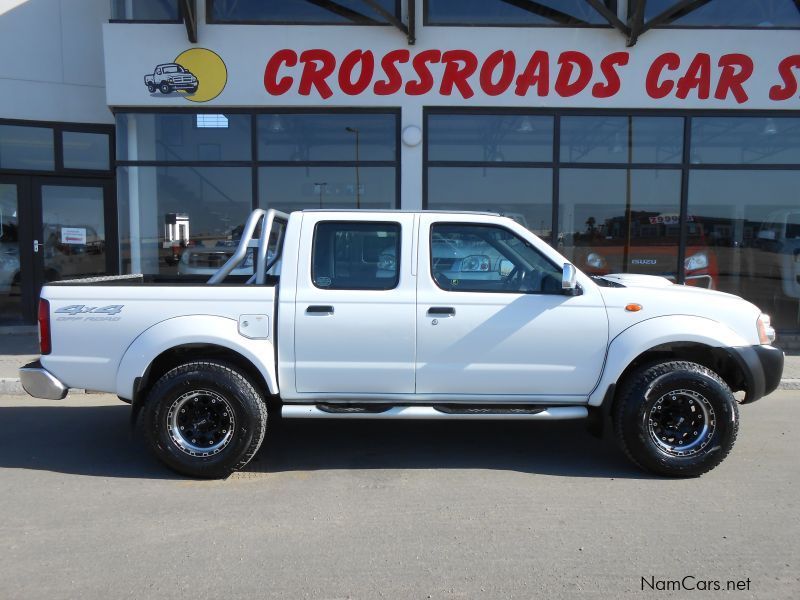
[144,63,198,95]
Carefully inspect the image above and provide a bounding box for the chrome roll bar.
[207,208,288,285]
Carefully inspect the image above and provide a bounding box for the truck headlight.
[586,252,606,269]
[460,255,490,272]
[684,251,709,272]
[757,313,776,345]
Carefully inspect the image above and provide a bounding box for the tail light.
[38,299,51,355]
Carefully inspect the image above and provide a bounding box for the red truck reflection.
[572,212,718,288]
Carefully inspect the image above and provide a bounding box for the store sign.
[103,25,800,109]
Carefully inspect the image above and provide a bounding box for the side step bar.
[281,405,588,420]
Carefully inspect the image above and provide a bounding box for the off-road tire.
[159,81,172,94]
[147,82,156,93]
[142,361,267,478]
[613,360,738,477]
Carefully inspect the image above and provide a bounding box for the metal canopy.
[180,0,197,43]
[362,0,416,44]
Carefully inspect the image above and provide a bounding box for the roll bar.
[207,208,289,285]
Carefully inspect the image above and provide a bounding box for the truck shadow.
[0,404,651,479]
[250,418,650,479]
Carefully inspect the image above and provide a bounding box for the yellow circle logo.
[173,48,227,102]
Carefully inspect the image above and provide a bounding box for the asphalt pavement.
[0,390,798,599]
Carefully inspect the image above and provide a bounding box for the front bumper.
[19,360,68,400]
[730,345,784,403]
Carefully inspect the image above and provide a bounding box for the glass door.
[32,178,116,298]
[0,176,33,324]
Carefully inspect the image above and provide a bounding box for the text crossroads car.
[21,209,783,478]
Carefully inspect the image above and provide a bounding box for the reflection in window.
[111,0,180,21]
[63,132,110,170]
[259,167,396,212]
[691,117,800,165]
[0,125,54,171]
[560,116,683,164]
[427,167,552,239]
[645,0,800,27]
[426,0,613,25]
[210,0,399,24]
[688,170,800,331]
[116,113,252,162]
[117,166,253,275]
[428,114,553,163]
[257,113,396,162]
[429,224,563,294]
[559,169,687,284]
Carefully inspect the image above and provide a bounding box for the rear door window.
[312,221,400,290]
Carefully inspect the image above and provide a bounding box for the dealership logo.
[144,48,227,102]
[631,259,658,265]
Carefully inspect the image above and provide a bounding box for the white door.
[294,214,416,394]
[416,216,609,398]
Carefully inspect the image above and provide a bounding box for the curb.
[2,378,798,396]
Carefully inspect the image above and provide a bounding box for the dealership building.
[1,0,800,332]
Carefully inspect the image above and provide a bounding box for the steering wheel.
[504,266,528,291]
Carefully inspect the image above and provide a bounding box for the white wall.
[0,0,112,124]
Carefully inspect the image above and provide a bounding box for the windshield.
[162,65,183,74]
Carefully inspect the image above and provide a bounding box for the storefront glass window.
[260,166,396,212]
[116,110,399,276]
[560,116,683,164]
[116,113,252,162]
[110,0,180,21]
[426,0,613,25]
[210,0,399,24]
[257,113,396,162]
[117,166,252,275]
[691,117,800,165]
[63,132,110,171]
[0,125,55,171]
[645,0,800,27]
[427,167,552,238]
[428,114,553,163]
[559,169,684,283]
[688,170,800,331]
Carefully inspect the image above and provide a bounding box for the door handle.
[427,307,455,317]
[306,305,334,315]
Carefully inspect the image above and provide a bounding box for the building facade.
[2,0,800,331]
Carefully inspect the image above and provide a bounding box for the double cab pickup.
[21,209,783,478]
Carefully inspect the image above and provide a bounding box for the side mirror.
[562,263,580,295]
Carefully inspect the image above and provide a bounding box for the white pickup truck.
[20,209,783,478]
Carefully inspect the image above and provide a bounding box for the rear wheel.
[146,82,156,93]
[613,361,738,477]
[142,361,267,478]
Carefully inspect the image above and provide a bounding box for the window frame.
[311,220,402,291]
[115,107,401,214]
[428,221,563,295]
[423,107,800,291]
[206,0,402,26]
[0,118,114,178]
[109,0,182,23]
[423,0,618,28]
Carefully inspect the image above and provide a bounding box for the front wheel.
[159,81,172,94]
[613,361,738,477]
[142,361,267,478]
